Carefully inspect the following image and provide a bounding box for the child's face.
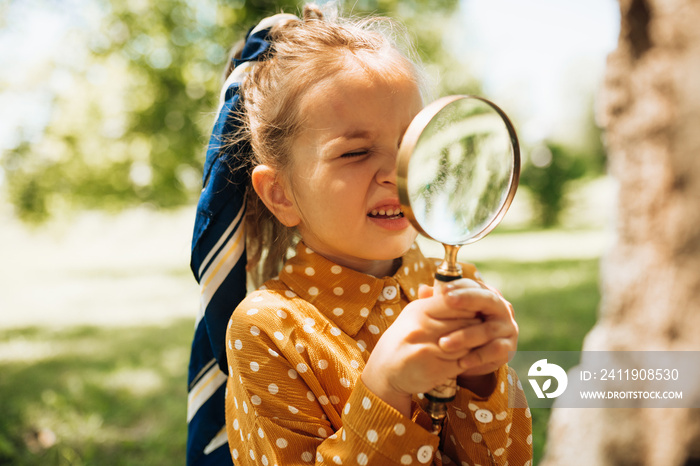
[286,59,422,275]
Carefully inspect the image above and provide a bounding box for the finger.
[457,338,514,371]
[417,284,434,299]
[438,319,511,353]
[443,287,510,318]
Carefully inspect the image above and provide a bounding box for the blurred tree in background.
[1,0,480,223]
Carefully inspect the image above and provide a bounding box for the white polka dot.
[258,427,265,438]
[262,455,269,466]
[360,307,370,317]
[506,422,512,433]
[246,308,259,315]
[250,361,259,372]
[394,423,406,436]
[404,266,410,275]
[309,286,319,296]
[468,402,479,411]
[284,290,296,298]
[307,391,315,401]
[319,395,329,405]
[525,407,531,418]
[339,377,351,388]
[288,369,298,379]
[344,403,351,414]
[400,454,413,464]
[305,267,315,276]
[277,309,288,318]
[297,363,308,373]
[276,438,288,448]
[500,381,505,393]
[289,405,299,414]
[232,449,239,459]
[249,449,255,460]
[295,343,305,353]
[342,430,346,441]
[316,452,323,462]
[409,288,415,297]
[450,435,456,445]
[333,308,344,316]
[357,453,369,465]
[318,427,329,438]
[496,411,508,421]
[318,359,329,370]
[234,340,242,350]
[527,434,532,445]
[330,395,340,404]
[455,409,467,419]
[305,247,314,254]
[360,284,371,293]
[285,265,293,273]
[332,456,342,464]
[517,380,523,390]
[350,360,360,369]
[232,419,239,430]
[507,373,514,385]
[357,340,367,352]
[228,340,232,350]
[243,401,248,413]
[274,331,284,341]
[368,325,380,334]
[507,437,512,447]
[330,327,341,336]
[362,396,372,410]
[301,451,314,462]
[333,287,344,296]
[385,308,394,317]
[525,461,531,466]
[250,326,260,336]
[493,448,504,456]
[268,383,279,394]
[268,348,279,357]
[471,432,482,443]
[228,319,233,329]
[228,365,233,376]
[331,265,342,274]
[303,324,315,333]
[234,397,238,409]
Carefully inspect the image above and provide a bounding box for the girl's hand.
[361,279,518,414]
[438,280,518,395]
[361,279,497,416]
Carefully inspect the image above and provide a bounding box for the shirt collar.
[278,242,435,336]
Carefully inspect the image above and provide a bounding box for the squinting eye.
[341,150,368,158]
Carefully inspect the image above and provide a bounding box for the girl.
[219,4,532,465]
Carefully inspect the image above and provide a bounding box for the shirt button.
[382,285,398,300]
[475,409,493,423]
[416,445,433,463]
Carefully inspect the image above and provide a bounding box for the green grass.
[0,320,193,465]
[0,259,599,465]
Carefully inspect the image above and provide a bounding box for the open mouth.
[368,207,404,220]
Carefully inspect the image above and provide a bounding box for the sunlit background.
[0,0,619,463]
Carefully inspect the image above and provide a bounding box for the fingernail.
[439,336,451,349]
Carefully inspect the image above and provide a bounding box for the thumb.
[417,284,434,299]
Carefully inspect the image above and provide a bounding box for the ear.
[251,165,301,227]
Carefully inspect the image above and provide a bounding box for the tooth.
[371,210,378,216]
[387,209,395,216]
[379,209,385,215]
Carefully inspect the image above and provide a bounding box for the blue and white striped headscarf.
[186,14,296,466]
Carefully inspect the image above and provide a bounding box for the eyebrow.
[338,129,373,140]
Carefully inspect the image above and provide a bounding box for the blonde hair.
[227,4,423,287]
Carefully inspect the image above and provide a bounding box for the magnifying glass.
[396,95,520,434]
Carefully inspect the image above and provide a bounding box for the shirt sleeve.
[225,301,442,465]
[439,365,533,465]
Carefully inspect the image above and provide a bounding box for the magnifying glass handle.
[425,246,463,435]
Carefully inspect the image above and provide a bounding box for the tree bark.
[542,0,700,464]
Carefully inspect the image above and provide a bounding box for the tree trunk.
[542,0,700,464]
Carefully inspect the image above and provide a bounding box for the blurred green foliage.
[1,0,480,222]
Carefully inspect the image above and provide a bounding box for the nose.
[376,149,398,187]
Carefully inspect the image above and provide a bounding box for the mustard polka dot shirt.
[225,242,533,465]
